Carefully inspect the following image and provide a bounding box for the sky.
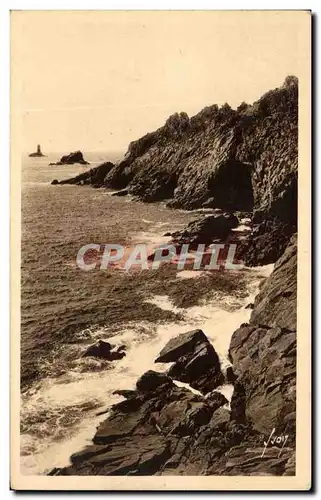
[12,11,307,154]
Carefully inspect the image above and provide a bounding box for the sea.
[20,151,273,475]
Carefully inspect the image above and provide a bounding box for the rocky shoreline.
[50,234,296,476]
[51,76,298,266]
[48,76,298,476]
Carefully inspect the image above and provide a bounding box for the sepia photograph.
[10,9,311,490]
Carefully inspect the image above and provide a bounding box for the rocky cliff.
[52,76,298,265]
[52,235,297,477]
[104,76,297,219]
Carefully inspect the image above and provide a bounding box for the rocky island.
[49,150,90,166]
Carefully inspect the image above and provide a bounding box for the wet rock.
[83,340,126,361]
[136,370,173,393]
[155,329,208,363]
[250,233,297,330]
[228,238,297,436]
[156,329,223,394]
[168,342,222,393]
[171,213,238,247]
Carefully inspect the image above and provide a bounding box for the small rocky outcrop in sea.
[51,161,114,187]
[29,144,45,157]
[83,340,126,361]
[49,150,90,166]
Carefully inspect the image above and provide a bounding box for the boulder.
[155,329,208,363]
[136,370,173,393]
[51,179,59,185]
[155,329,223,394]
[168,343,223,394]
[83,340,126,361]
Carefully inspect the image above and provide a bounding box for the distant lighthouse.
[29,144,45,157]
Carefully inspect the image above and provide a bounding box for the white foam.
[176,270,210,280]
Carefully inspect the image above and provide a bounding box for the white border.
[2,2,317,498]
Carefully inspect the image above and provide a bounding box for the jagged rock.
[155,329,208,363]
[100,77,297,220]
[168,342,223,393]
[250,233,297,330]
[83,340,126,361]
[49,150,90,166]
[155,329,223,394]
[51,162,114,187]
[170,213,239,247]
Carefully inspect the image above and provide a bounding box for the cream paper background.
[10,10,311,490]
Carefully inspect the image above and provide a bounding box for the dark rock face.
[83,340,126,361]
[250,233,297,330]
[236,217,296,266]
[136,371,173,392]
[229,235,297,437]
[49,150,90,166]
[102,78,297,220]
[51,162,114,187]
[156,329,223,393]
[170,213,238,247]
[155,329,208,363]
